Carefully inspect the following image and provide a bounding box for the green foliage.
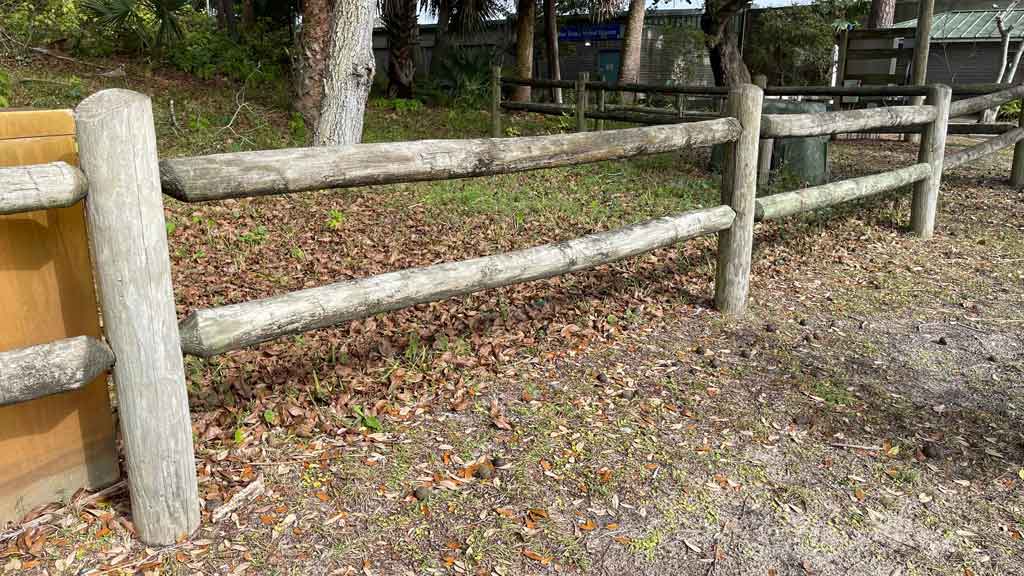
[78,0,189,51]
[424,48,497,109]
[663,26,706,86]
[0,70,10,108]
[747,0,869,86]
[352,405,382,432]
[326,209,346,230]
[1,0,120,56]
[169,10,289,85]
[999,100,1021,121]
[369,97,424,112]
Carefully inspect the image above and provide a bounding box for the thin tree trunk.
[702,0,752,87]
[218,0,237,39]
[544,0,561,103]
[384,0,418,99]
[429,0,452,78]
[619,0,645,104]
[867,0,895,28]
[294,0,334,135]
[316,0,377,145]
[512,0,535,102]
[986,14,1021,122]
[242,0,255,27]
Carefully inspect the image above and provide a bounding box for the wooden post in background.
[75,89,199,545]
[911,84,950,238]
[491,66,502,138]
[753,74,774,192]
[676,93,686,118]
[715,84,764,314]
[0,110,119,526]
[1012,98,1024,187]
[597,88,607,131]
[576,72,589,133]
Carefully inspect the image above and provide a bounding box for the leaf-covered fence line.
[0,80,1021,545]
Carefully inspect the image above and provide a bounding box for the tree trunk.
[619,0,645,103]
[544,0,561,103]
[218,0,237,38]
[316,0,376,145]
[242,0,255,27]
[512,0,535,102]
[383,0,419,99]
[429,0,452,79]
[293,0,335,136]
[868,0,895,28]
[702,1,752,87]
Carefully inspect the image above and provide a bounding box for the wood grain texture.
[0,108,119,527]
[179,205,736,357]
[0,336,114,406]
[755,163,931,221]
[912,85,951,239]
[761,106,937,138]
[0,162,88,215]
[714,84,763,316]
[160,118,741,202]
[949,84,1024,118]
[945,127,1024,171]
[75,89,199,545]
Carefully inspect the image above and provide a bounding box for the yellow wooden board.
[0,109,119,526]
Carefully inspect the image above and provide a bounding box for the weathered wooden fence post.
[911,84,951,238]
[715,84,764,315]
[576,72,589,133]
[753,74,774,192]
[1012,98,1024,188]
[597,88,607,131]
[491,66,502,138]
[75,89,200,545]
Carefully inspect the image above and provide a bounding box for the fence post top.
[75,89,150,121]
[729,84,764,98]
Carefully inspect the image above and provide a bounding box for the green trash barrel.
[711,99,830,189]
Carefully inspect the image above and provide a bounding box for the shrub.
[168,9,289,86]
[0,69,10,108]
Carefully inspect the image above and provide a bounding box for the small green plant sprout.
[326,209,346,230]
[352,405,382,432]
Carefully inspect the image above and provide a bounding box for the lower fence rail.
[0,336,114,407]
[944,127,1024,170]
[755,163,932,221]
[179,205,736,357]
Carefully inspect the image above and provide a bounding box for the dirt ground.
[1,57,1023,576]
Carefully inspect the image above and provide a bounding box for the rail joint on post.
[911,84,951,238]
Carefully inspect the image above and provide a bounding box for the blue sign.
[559,23,622,42]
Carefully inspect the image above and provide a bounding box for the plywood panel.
[0,109,119,526]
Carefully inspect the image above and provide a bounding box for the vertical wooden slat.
[0,109,119,526]
[1012,98,1024,188]
[491,66,502,139]
[576,72,589,133]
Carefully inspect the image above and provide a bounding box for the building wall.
[925,42,1024,85]
[895,1,997,23]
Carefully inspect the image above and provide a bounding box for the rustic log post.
[911,84,950,238]
[75,89,199,545]
[907,0,935,145]
[714,84,763,315]
[491,66,502,138]
[1012,99,1024,188]
[576,72,589,133]
[753,75,774,192]
[597,88,607,131]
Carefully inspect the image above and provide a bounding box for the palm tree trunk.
[384,0,419,99]
[618,0,645,103]
[512,0,535,102]
[544,0,561,103]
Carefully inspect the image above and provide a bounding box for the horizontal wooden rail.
[500,101,719,125]
[761,106,936,138]
[846,48,913,59]
[179,205,736,357]
[945,127,1024,170]
[0,162,88,215]
[755,163,931,221]
[849,122,1015,136]
[161,119,740,202]
[0,336,114,406]
[949,84,1024,118]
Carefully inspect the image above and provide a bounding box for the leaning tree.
[702,0,752,86]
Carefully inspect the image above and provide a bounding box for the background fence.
[1,79,1022,544]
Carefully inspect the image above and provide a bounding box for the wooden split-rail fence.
[1,80,1022,544]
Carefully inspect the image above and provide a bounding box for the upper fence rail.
[160,118,740,203]
[0,162,88,215]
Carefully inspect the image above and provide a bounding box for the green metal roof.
[895,10,1024,41]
